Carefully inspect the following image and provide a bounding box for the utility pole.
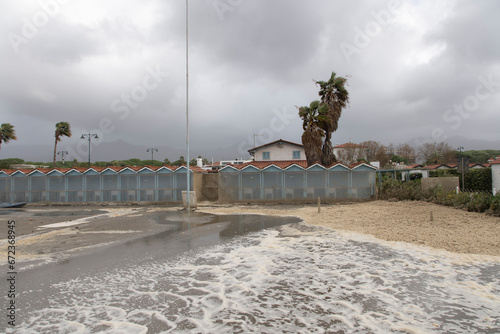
[147,148,158,162]
[80,133,98,168]
[57,150,69,164]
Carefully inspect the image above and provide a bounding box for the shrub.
[378,179,499,215]
[487,193,500,217]
[0,158,24,169]
[466,192,492,213]
[452,192,471,209]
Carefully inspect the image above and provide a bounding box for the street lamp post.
[253,134,264,148]
[80,133,98,167]
[147,148,158,162]
[186,0,190,212]
[57,150,69,164]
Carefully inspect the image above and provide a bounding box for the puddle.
[0,209,106,217]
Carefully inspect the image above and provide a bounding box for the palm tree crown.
[0,123,17,154]
[53,122,72,164]
[315,72,350,135]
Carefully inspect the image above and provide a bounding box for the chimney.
[196,158,203,168]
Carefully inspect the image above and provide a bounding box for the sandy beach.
[3,201,500,333]
[1,200,499,265]
[198,200,500,257]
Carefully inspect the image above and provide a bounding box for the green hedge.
[0,158,24,169]
[378,179,500,216]
[463,168,492,192]
[429,168,492,192]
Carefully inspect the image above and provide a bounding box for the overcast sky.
[1,0,499,162]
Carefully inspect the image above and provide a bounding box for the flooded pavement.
[2,212,500,333]
[0,208,107,217]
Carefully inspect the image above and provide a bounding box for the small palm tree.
[53,122,72,164]
[0,123,17,154]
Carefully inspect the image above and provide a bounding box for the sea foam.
[11,223,500,333]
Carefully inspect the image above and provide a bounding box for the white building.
[491,157,500,195]
[203,158,253,171]
[402,164,430,180]
[248,139,305,162]
[333,143,368,165]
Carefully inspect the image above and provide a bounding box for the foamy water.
[11,223,500,333]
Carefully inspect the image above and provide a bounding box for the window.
[293,151,301,159]
[262,151,270,160]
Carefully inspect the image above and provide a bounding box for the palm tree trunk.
[321,139,336,166]
[53,136,58,165]
[302,127,323,167]
[321,131,337,166]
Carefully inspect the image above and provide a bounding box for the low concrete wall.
[421,177,459,191]
[492,164,500,195]
[193,172,203,201]
[201,173,219,201]
[182,191,197,209]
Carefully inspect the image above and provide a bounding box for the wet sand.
[0,206,184,266]
[1,200,499,265]
[2,202,499,332]
[199,200,500,257]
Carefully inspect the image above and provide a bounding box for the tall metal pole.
[147,148,158,162]
[57,150,69,164]
[253,134,263,148]
[81,133,98,168]
[88,136,91,166]
[186,0,190,211]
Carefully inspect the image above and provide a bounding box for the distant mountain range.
[1,136,498,164]
[407,135,500,151]
[0,139,251,164]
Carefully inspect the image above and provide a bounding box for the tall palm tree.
[53,122,72,164]
[0,123,17,154]
[315,72,350,165]
[298,100,327,166]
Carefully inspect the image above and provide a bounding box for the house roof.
[490,158,500,165]
[455,162,490,168]
[248,139,303,154]
[423,163,453,170]
[405,164,424,169]
[419,162,493,169]
[333,143,366,149]
[0,165,206,175]
[224,160,376,170]
[231,160,308,170]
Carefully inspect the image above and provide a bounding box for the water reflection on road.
[4,212,500,333]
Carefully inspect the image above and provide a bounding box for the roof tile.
[0,165,204,175]
[248,139,303,153]
[333,143,366,149]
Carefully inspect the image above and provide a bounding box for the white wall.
[409,169,429,178]
[254,143,305,161]
[333,147,367,164]
[492,164,500,195]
